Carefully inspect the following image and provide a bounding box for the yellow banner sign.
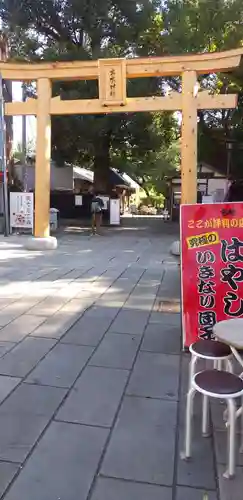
[187,231,220,249]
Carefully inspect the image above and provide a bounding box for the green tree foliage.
[141,0,243,179]
[2,0,243,197]
[0,0,180,196]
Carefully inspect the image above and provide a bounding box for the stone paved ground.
[0,217,240,499]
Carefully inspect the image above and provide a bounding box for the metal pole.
[226,142,232,194]
[22,83,27,191]
[0,74,9,236]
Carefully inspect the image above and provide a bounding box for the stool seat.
[195,369,243,396]
[191,339,231,358]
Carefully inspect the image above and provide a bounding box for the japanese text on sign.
[221,238,243,319]
[187,232,219,249]
[109,68,116,98]
[10,192,34,231]
[196,249,217,340]
[188,218,243,229]
[181,203,243,347]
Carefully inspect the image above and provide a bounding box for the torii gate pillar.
[35,78,51,238]
[181,71,198,205]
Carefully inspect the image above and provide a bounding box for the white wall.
[14,163,73,191]
[207,178,227,195]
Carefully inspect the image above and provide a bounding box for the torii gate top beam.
[0,47,242,81]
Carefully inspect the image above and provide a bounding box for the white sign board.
[110,198,120,225]
[202,195,213,204]
[75,195,83,206]
[10,192,34,231]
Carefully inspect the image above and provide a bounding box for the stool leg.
[223,359,234,424]
[240,397,243,454]
[217,359,222,370]
[189,355,198,390]
[189,356,197,418]
[181,387,196,459]
[202,395,209,437]
[224,398,236,479]
[225,359,233,373]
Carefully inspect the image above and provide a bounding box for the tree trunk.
[93,131,112,193]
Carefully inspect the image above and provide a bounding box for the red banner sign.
[181,203,243,347]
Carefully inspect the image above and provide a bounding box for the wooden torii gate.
[2,48,243,241]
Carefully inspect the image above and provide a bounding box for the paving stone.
[23,287,56,299]
[4,421,108,500]
[0,407,49,463]
[0,383,66,416]
[0,462,20,498]
[158,267,180,300]
[211,401,230,432]
[180,354,190,397]
[124,295,156,311]
[141,323,181,354]
[101,396,177,485]
[0,384,66,463]
[75,280,101,292]
[36,268,72,283]
[26,343,94,387]
[0,376,20,403]
[91,478,172,500]
[110,309,150,335]
[89,282,114,294]
[214,430,243,466]
[149,312,181,328]
[176,487,217,500]
[31,312,81,339]
[0,337,57,377]
[59,286,99,300]
[112,280,134,294]
[217,465,243,500]
[139,270,164,282]
[58,298,92,315]
[0,298,16,311]
[98,292,128,307]
[57,366,128,427]
[0,298,42,327]
[0,341,16,357]
[0,286,22,300]
[28,296,68,316]
[58,268,89,280]
[89,333,140,369]
[127,352,179,400]
[0,315,47,342]
[82,305,120,320]
[61,316,112,345]
[177,423,216,490]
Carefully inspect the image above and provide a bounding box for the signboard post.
[110,199,120,225]
[0,75,9,236]
[75,195,82,206]
[10,192,34,232]
[181,203,243,348]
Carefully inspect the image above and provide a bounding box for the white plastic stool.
[181,369,243,478]
[189,340,233,390]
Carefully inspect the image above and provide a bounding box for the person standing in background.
[224,180,243,202]
[91,192,104,235]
